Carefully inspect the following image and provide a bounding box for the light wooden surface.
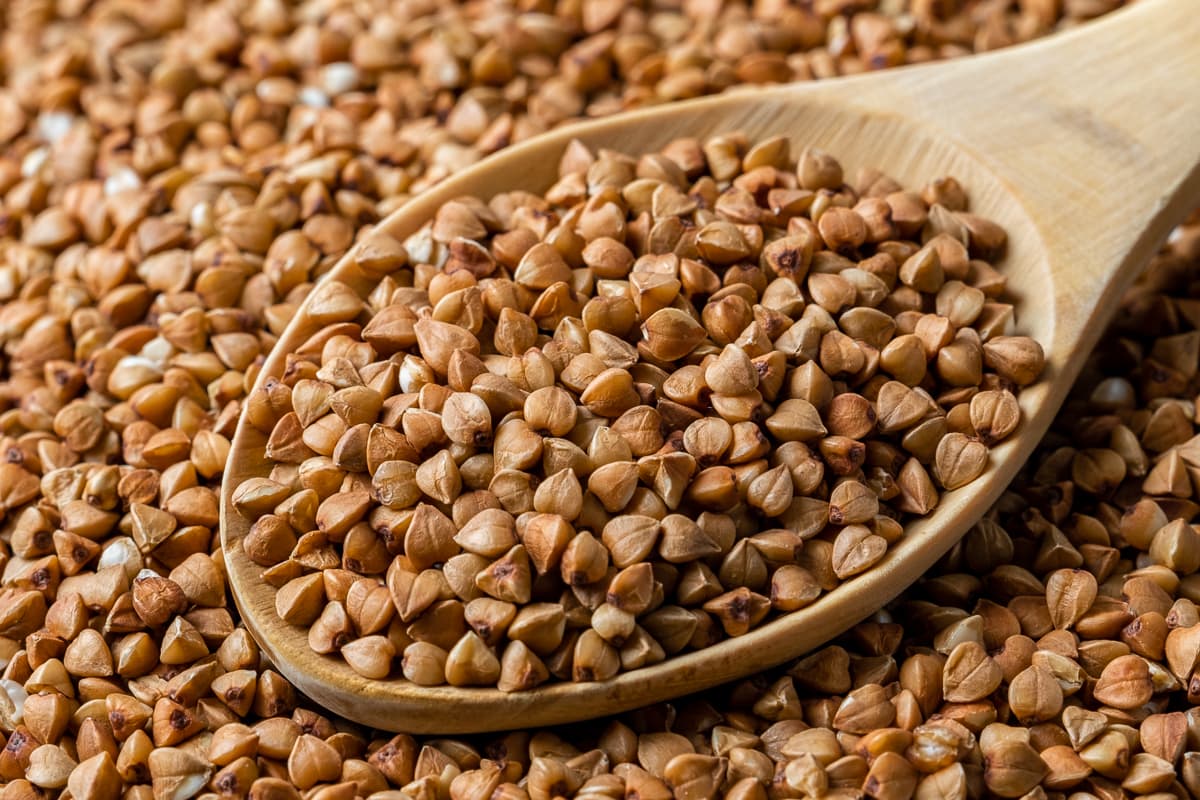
[220,0,1200,733]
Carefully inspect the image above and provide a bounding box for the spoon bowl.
[221,0,1200,733]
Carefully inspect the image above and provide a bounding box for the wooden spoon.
[221,0,1200,733]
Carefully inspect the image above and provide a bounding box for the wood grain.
[220,0,1200,733]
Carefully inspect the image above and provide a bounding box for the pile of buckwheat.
[234,133,1044,690]
[13,1,1200,800]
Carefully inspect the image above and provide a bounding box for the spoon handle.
[825,0,1200,382]
[922,0,1200,243]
